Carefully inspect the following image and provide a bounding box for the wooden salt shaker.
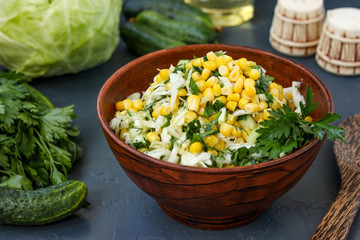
[270,0,324,56]
[316,8,360,76]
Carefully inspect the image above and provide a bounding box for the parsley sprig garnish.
[0,72,82,190]
[250,85,346,160]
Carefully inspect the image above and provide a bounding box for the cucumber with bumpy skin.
[136,11,216,44]
[120,21,186,55]
[0,180,88,225]
[123,0,213,29]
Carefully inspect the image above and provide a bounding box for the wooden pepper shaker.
[270,0,324,57]
[316,7,360,76]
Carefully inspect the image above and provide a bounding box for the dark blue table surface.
[1,0,360,239]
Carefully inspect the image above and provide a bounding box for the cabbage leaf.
[0,0,121,78]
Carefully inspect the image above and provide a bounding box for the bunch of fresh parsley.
[232,85,346,165]
[0,72,82,190]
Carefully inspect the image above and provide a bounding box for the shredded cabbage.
[110,53,307,168]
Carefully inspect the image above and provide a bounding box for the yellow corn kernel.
[203,61,218,71]
[197,92,203,99]
[186,61,193,70]
[248,61,256,67]
[229,66,242,82]
[226,101,237,112]
[123,99,133,110]
[195,79,205,92]
[128,108,138,113]
[241,90,251,101]
[208,114,217,122]
[212,83,222,96]
[227,61,234,71]
[164,82,172,91]
[244,85,256,98]
[220,123,234,137]
[224,54,233,63]
[304,116,313,122]
[159,69,171,81]
[218,65,230,77]
[185,111,197,123]
[207,150,219,157]
[245,103,259,113]
[201,68,211,80]
[197,106,205,115]
[187,95,200,112]
[244,78,255,87]
[150,83,157,92]
[133,99,143,111]
[270,100,282,110]
[115,101,125,111]
[269,82,278,91]
[221,86,233,95]
[152,106,161,119]
[238,58,248,70]
[169,97,180,107]
[215,140,226,151]
[258,100,268,111]
[216,95,227,104]
[270,88,280,99]
[173,103,179,111]
[226,113,236,125]
[233,78,244,93]
[137,148,147,153]
[119,110,127,116]
[248,68,260,80]
[284,91,293,101]
[232,127,242,137]
[206,76,218,87]
[238,98,249,109]
[216,56,227,67]
[288,100,295,110]
[205,135,219,148]
[203,87,215,102]
[251,95,260,104]
[227,93,240,102]
[206,51,217,62]
[120,129,128,140]
[235,136,245,144]
[178,88,187,97]
[253,112,264,123]
[192,71,201,82]
[193,58,204,67]
[263,109,272,120]
[243,66,252,77]
[155,74,163,83]
[190,142,203,154]
[160,105,171,116]
[146,132,160,143]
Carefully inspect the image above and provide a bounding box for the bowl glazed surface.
[97,44,333,230]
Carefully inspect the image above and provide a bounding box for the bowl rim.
[97,43,333,174]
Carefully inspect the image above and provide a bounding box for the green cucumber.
[238,115,257,130]
[0,180,88,225]
[136,11,216,44]
[123,0,213,29]
[120,21,186,55]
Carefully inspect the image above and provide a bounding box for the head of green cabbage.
[0,0,121,78]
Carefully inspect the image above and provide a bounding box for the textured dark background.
[1,0,360,239]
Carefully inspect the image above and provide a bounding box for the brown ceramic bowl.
[97,44,333,230]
